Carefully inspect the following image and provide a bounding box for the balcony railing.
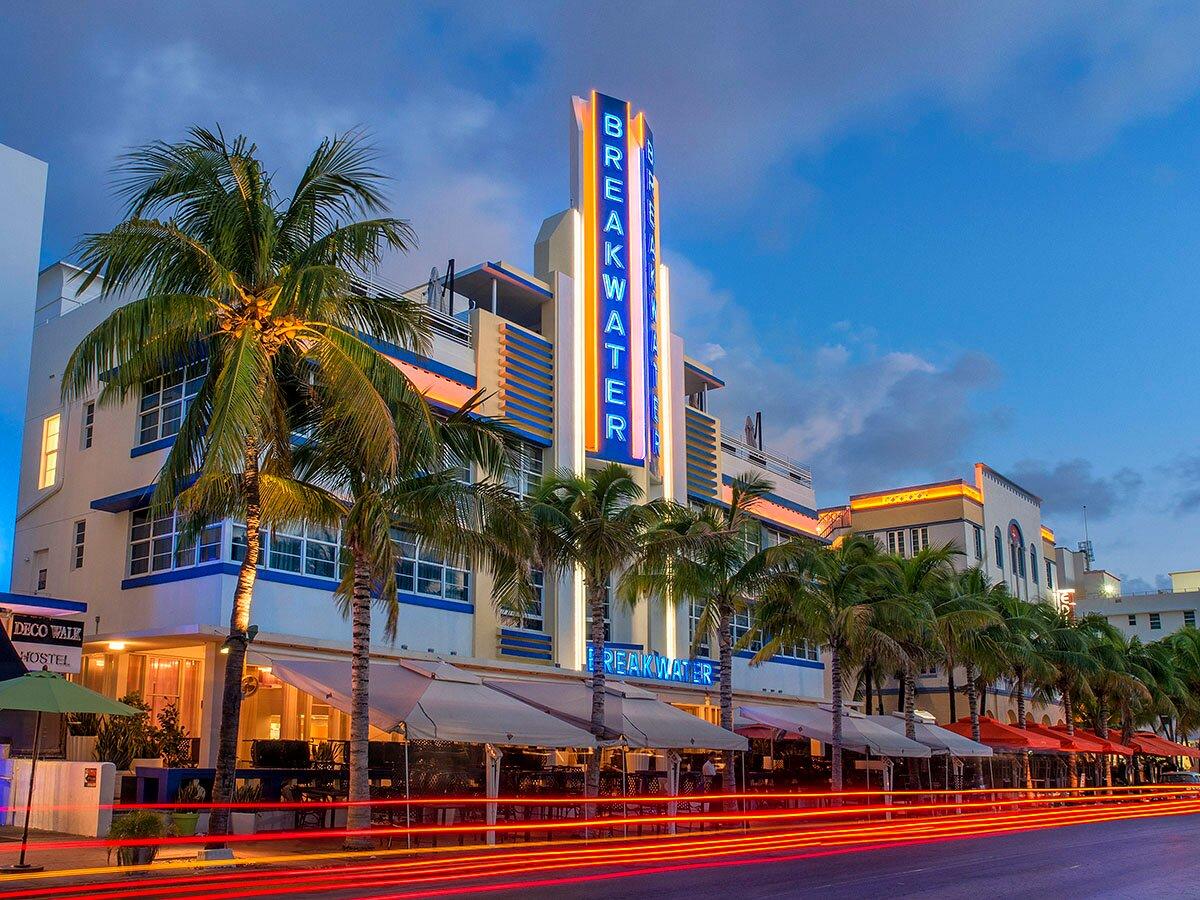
[720,432,813,489]
[351,274,474,347]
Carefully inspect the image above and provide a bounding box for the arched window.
[994,526,1003,569]
[1031,547,1038,584]
[1009,523,1024,577]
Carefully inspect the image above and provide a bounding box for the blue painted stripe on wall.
[130,436,174,458]
[499,647,554,661]
[121,563,474,614]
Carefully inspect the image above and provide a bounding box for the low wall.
[0,758,116,836]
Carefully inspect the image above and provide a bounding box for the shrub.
[156,702,191,767]
[108,810,168,866]
[231,780,263,805]
[174,779,207,811]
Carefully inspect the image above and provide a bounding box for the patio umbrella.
[0,671,139,872]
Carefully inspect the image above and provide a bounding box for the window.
[138,362,204,446]
[1128,614,1137,627]
[731,607,762,654]
[38,413,61,489]
[781,641,821,663]
[1030,548,1038,584]
[395,530,470,603]
[233,522,342,581]
[994,527,1003,569]
[887,529,907,558]
[72,520,86,569]
[504,439,544,498]
[1149,613,1162,631]
[129,509,221,576]
[909,527,929,554]
[740,521,763,557]
[1046,560,1053,590]
[503,569,545,632]
[973,526,983,559]
[920,664,939,677]
[81,402,95,450]
[689,600,710,657]
[1186,610,1196,629]
[36,567,47,592]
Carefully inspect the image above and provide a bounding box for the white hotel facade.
[8,94,827,764]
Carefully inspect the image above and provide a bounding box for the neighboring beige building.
[820,464,1065,726]
[1076,567,1200,644]
[1170,570,1200,593]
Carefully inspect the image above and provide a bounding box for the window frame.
[1185,610,1196,629]
[994,527,1003,569]
[137,362,205,447]
[72,520,86,570]
[38,413,61,489]
[128,509,222,577]
[1149,612,1162,631]
[81,401,95,450]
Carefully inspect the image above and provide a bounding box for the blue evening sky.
[1,2,1198,590]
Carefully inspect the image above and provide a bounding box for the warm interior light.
[258,666,272,674]
[220,645,230,654]
[93,658,105,669]
[107,641,126,652]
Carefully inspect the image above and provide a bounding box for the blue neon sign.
[642,123,661,478]
[586,644,715,687]
[594,92,640,466]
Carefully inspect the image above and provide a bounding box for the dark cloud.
[1159,452,1200,515]
[1006,458,1143,519]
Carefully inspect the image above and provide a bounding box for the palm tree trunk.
[946,657,957,723]
[1015,673,1032,791]
[979,680,987,719]
[965,665,983,788]
[875,673,885,716]
[903,667,916,740]
[585,579,607,800]
[345,549,374,848]
[208,442,261,840]
[1063,687,1077,789]
[831,644,844,792]
[1120,713,1135,785]
[717,607,736,795]
[1096,698,1112,787]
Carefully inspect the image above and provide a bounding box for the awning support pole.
[667,751,680,836]
[404,738,411,851]
[485,743,502,846]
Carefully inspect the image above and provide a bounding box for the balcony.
[720,432,812,490]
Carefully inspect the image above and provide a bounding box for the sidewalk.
[0,825,367,891]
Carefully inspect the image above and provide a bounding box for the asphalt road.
[475,814,1200,900]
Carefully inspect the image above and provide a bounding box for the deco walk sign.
[575,91,665,478]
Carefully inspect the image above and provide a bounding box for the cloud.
[668,252,1005,496]
[1159,451,1200,516]
[1006,458,1143,519]
[1121,574,1172,594]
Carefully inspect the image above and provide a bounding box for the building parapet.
[719,431,812,490]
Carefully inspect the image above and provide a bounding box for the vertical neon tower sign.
[576,91,663,474]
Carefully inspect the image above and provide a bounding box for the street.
[479,814,1200,900]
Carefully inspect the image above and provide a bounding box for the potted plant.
[171,779,206,836]
[66,712,100,762]
[108,809,169,868]
[156,702,192,767]
[230,780,263,835]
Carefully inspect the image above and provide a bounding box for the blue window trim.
[130,436,175,458]
[121,563,474,613]
[732,649,824,670]
[498,646,554,661]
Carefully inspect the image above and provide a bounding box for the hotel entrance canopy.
[736,705,931,758]
[485,677,747,751]
[264,656,597,748]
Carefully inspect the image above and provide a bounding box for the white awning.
[486,677,747,752]
[264,656,597,748]
[736,704,931,758]
[869,713,993,758]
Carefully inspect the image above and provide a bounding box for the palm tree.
[1087,626,1151,787]
[622,473,799,792]
[750,535,900,791]
[947,569,1008,738]
[930,566,999,726]
[298,391,529,846]
[878,544,960,739]
[527,464,684,797]
[988,593,1057,789]
[61,128,428,836]
[1032,610,1105,787]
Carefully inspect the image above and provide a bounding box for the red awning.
[1025,723,1105,754]
[1128,731,1200,759]
[1048,726,1127,755]
[943,716,1062,752]
[1070,728,1137,756]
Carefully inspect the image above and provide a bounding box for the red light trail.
[0,788,1194,900]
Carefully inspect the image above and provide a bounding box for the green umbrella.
[0,672,140,872]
